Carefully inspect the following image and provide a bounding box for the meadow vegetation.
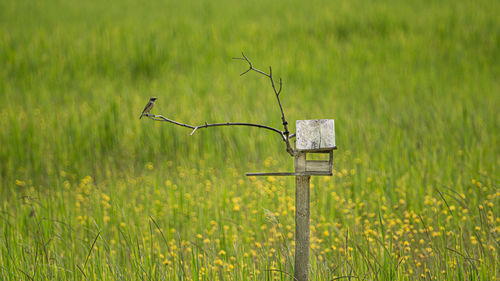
[0,0,499,280]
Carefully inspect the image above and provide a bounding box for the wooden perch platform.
[245,171,333,177]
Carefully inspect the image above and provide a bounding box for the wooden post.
[246,120,336,281]
[294,152,310,281]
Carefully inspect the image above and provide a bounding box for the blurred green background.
[0,0,499,279]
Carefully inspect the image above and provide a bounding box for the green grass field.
[1,0,499,280]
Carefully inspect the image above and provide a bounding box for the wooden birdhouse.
[295,119,336,176]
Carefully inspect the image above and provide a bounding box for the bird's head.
[150,97,158,101]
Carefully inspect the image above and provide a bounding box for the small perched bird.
[140,97,157,119]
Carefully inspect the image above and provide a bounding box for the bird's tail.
[139,114,143,119]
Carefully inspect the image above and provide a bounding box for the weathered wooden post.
[248,119,336,281]
[294,152,310,281]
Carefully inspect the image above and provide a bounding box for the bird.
[140,97,157,119]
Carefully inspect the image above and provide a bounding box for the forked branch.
[233,53,293,154]
[143,53,295,156]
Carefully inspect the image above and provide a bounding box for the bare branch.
[143,54,296,156]
[234,52,294,155]
[239,68,251,76]
[232,52,271,78]
[146,114,286,141]
[190,122,286,140]
[146,114,195,129]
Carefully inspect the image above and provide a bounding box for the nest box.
[295,119,336,175]
[246,119,336,177]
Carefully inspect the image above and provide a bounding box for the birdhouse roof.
[295,119,336,152]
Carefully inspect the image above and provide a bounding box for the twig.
[146,114,195,129]
[190,121,286,140]
[146,114,287,141]
[233,52,294,155]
